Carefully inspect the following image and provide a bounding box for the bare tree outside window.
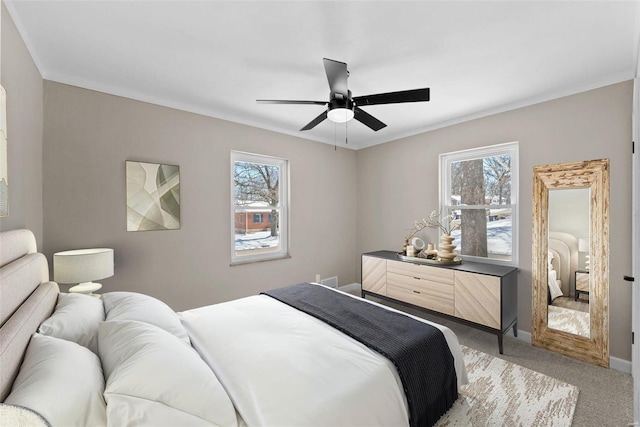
[459,158,488,257]
[235,162,279,237]
[441,143,518,265]
[484,154,512,205]
[231,152,289,264]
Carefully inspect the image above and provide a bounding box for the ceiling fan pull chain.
[334,122,337,151]
[345,120,348,145]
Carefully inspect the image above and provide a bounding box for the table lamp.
[53,248,114,296]
[578,237,590,271]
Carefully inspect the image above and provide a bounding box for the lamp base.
[68,281,102,297]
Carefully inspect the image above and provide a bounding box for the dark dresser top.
[363,250,518,278]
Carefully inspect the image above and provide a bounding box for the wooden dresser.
[362,250,518,354]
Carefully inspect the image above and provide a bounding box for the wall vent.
[320,276,338,288]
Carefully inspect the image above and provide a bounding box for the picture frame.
[126,160,180,231]
[0,85,8,217]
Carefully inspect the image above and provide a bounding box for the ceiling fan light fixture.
[327,107,354,123]
[258,58,429,132]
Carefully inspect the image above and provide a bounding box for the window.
[231,151,289,264]
[440,142,518,266]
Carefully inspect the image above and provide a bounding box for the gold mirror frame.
[532,159,609,367]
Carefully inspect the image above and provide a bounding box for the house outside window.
[231,151,289,264]
[440,142,518,266]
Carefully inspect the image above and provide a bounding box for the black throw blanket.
[263,283,458,427]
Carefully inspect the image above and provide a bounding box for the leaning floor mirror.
[532,159,609,367]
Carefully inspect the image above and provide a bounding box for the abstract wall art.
[0,85,8,217]
[126,161,180,231]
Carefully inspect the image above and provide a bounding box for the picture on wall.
[0,85,8,217]
[126,161,180,231]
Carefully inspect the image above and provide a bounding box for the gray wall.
[356,81,633,360]
[42,81,358,311]
[3,1,634,361]
[0,3,44,247]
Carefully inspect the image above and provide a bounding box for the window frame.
[230,151,289,265]
[439,142,519,266]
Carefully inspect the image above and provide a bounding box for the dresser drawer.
[387,272,454,315]
[454,271,501,329]
[362,256,387,295]
[387,260,454,285]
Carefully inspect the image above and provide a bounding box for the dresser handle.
[413,276,421,280]
[413,290,420,294]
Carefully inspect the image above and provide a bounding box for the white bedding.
[7,284,466,427]
[180,286,467,427]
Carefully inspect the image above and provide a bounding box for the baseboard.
[610,356,632,374]
[508,328,532,344]
[508,329,631,373]
[348,284,632,373]
[338,283,360,293]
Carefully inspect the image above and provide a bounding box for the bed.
[0,229,467,427]
[547,231,590,337]
[548,231,579,298]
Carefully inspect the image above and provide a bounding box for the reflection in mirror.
[532,158,609,368]
[547,188,590,338]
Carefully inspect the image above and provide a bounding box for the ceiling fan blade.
[354,107,387,131]
[300,110,328,131]
[323,58,348,96]
[257,99,327,105]
[353,88,430,106]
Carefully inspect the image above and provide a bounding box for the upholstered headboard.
[548,231,579,296]
[0,229,59,401]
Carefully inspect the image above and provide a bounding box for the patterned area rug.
[436,346,579,426]
[547,305,590,338]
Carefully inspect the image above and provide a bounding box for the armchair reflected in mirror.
[532,159,609,368]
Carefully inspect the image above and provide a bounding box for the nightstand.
[575,269,589,301]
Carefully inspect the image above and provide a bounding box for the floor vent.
[320,276,338,288]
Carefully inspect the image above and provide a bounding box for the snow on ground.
[235,231,279,251]
[452,218,512,255]
[236,218,512,256]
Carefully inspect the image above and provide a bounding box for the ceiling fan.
[257,58,430,132]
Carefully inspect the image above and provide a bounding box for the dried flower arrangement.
[403,210,460,252]
[423,210,460,235]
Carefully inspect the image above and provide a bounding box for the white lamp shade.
[54,248,114,284]
[578,238,590,253]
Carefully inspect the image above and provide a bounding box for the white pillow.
[102,292,190,345]
[38,292,105,354]
[5,334,107,427]
[548,272,563,301]
[99,320,237,427]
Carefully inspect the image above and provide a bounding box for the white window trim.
[230,151,289,265]
[439,142,519,266]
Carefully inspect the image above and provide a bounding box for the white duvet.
[180,286,467,427]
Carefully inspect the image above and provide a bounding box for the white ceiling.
[5,1,640,150]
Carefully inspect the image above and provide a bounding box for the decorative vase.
[438,234,457,261]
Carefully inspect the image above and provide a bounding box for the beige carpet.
[436,345,579,426]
